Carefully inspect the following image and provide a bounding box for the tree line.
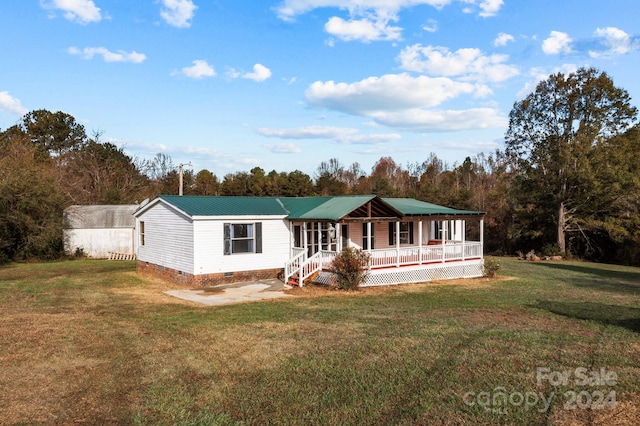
[1,67,639,265]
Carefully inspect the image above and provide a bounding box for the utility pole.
[179,162,192,196]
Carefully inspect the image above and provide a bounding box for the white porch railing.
[284,249,336,287]
[367,241,482,269]
[285,242,482,286]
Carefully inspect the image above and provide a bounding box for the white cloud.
[304,73,505,132]
[259,125,358,139]
[324,15,402,42]
[274,1,496,22]
[494,32,514,47]
[590,27,638,57]
[258,125,400,145]
[160,0,197,28]
[177,60,216,79]
[68,46,147,63]
[306,73,478,114]
[0,91,28,116]
[478,0,503,17]
[397,44,519,83]
[339,133,401,144]
[40,0,102,24]
[542,31,573,55]
[422,18,438,33]
[274,1,500,42]
[370,107,506,131]
[230,64,272,82]
[263,142,302,154]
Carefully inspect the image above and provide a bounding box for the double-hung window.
[224,223,262,255]
[388,222,414,245]
[139,221,145,246]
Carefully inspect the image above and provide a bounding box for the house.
[133,195,485,287]
[63,205,138,259]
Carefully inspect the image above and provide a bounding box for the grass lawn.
[0,258,639,425]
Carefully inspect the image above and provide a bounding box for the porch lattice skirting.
[313,259,484,287]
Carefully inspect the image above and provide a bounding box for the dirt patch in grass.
[110,272,508,307]
[109,272,205,307]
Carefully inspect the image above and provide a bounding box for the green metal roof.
[277,196,334,219]
[147,195,484,219]
[158,195,289,216]
[280,195,377,221]
[383,198,484,216]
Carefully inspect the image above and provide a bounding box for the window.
[139,221,145,246]
[388,222,414,245]
[434,221,454,240]
[224,222,262,255]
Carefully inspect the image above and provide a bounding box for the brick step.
[287,270,320,286]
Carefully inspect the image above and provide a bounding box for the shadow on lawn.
[534,300,640,333]
[532,261,640,295]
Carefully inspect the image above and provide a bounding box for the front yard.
[0,258,638,425]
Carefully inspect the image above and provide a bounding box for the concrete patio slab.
[164,279,293,306]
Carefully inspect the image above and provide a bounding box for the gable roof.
[383,198,483,217]
[280,195,403,221]
[135,195,483,220]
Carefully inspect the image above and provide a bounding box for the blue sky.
[1,1,639,176]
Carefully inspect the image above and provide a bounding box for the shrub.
[484,257,500,278]
[542,244,562,257]
[329,247,371,290]
[74,247,87,258]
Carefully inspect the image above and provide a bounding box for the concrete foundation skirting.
[137,261,282,287]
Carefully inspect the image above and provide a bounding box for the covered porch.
[282,197,485,287]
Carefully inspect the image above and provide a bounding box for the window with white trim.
[139,221,145,246]
[434,220,454,240]
[224,223,262,255]
[388,222,413,245]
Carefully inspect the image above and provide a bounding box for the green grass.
[1,258,639,425]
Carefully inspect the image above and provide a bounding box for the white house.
[133,195,485,287]
[63,205,138,259]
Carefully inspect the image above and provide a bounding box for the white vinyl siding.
[136,203,194,274]
[193,217,290,275]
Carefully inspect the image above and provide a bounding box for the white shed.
[63,205,138,258]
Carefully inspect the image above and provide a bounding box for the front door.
[302,222,338,256]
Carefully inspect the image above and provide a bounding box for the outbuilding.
[63,205,138,259]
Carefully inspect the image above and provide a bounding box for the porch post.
[335,222,341,252]
[303,222,308,257]
[418,220,423,265]
[396,220,400,267]
[441,221,446,263]
[480,218,484,256]
[367,222,372,252]
[462,219,466,261]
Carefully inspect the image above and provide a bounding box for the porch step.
[287,270,320,287]
[287,274,300,286]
